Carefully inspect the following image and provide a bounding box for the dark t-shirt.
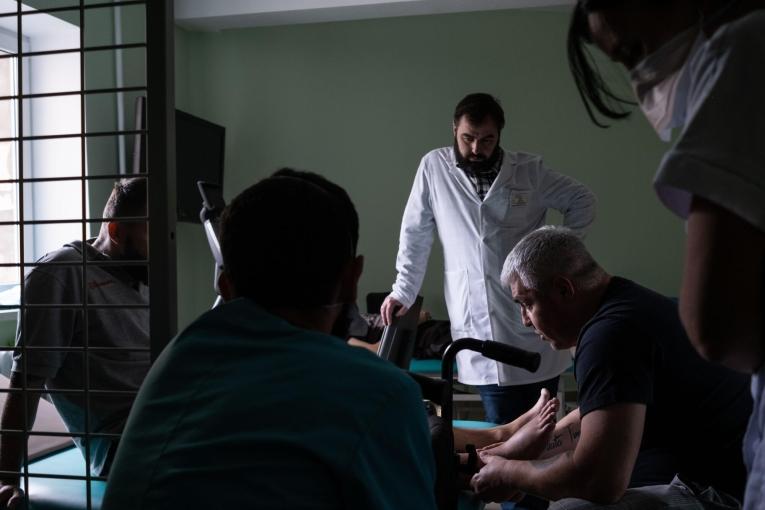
[574,277,751,499]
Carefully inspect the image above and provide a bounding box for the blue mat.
[25,447,104,510]
[21,426,497,510]
[453,419,494,429]
[409,358,443,374]
[24,447,491,510]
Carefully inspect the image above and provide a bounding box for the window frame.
[0,6,83,313]
[0,23,26,311]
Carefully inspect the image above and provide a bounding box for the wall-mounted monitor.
[175,110,226,223]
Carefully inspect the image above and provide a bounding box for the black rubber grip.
[479,341,541,373]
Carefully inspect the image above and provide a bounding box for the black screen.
[175,110,225,223]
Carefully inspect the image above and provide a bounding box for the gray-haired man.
[471,226,751,508]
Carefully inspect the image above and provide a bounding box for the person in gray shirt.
[0,177,149,509]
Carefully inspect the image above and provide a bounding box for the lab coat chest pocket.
[444,269,470,335]
[485,187,532,227]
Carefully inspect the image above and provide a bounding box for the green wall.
[175,26,219,327]
[174,8,686,328]
[0,317,15,347]
[25,1,148,232]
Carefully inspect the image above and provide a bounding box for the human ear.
[337,255,364,303]
[553,276,576,300]
[217,270,236,301]
[107,221,121,245]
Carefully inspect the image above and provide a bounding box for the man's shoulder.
[578,278,677,348]
[595,278,672,318]
[420,147,453,167]
[336,348,425,433]
[24,243,84,291]
[342,342,415,383]
[164,302,423,429]
[507,149,543,160]
[298,327,416,389]
[502,150,544,170]
[28,242,93,277]
[177,300,414,387]
[36,243,82,264]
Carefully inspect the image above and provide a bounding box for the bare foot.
[494,388,552,440]
[530,388,552,416]
[481,398,558,459]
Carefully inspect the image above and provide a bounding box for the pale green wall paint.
[175,26,219,328]
[174,9,686,328]
[0,316,16,347]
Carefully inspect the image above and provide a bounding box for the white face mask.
[629,26,700,142]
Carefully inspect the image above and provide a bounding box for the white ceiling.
[174,0,573,31]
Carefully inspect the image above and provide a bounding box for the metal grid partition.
[0,1,174,509]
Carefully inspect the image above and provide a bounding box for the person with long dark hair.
[566,1,765,507]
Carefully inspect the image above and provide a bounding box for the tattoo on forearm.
[545,425,581,453]
[545,434,563,452]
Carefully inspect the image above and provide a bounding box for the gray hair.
[501,226,603,291]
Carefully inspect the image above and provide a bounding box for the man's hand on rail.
[380,295,408,326]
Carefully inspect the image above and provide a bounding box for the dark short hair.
[102,177,147,219]
[271,168,359,255]
[220,171,356,308]
[453,93,505,131]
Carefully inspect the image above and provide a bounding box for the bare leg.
[347,337,380,354]
[454,388,554,451]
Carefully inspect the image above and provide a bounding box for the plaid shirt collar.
[456,149,504,201]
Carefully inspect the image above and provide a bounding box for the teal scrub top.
[102,298,437,510]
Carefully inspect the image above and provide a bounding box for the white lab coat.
[390,147,596,385]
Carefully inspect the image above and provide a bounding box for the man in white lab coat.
[382,93,596,426]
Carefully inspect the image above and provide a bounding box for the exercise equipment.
[412,339,541,510]
[198,181,226,308]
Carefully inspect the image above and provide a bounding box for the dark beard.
[121,238,149,286]
[123,264,149,286]
[453,139,502,173]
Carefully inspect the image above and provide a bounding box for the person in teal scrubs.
[102,170,437,510]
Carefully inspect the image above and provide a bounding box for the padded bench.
[26,447,104,510]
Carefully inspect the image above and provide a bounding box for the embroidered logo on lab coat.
[510,192,528,207]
